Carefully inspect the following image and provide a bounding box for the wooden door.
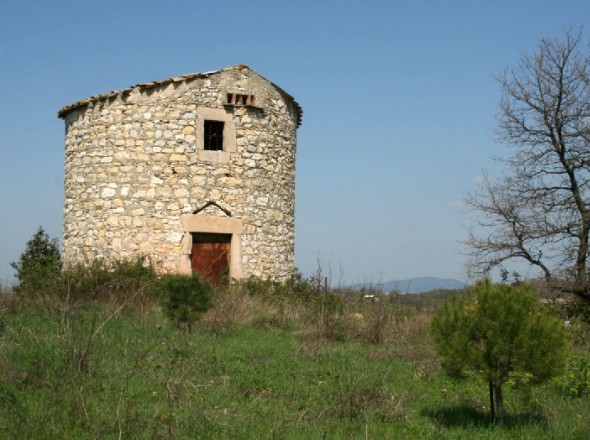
[191,233,231,286]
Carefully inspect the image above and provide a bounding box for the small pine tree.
[161,274,213,332]
[431,279,568,424]
[10,226,62,294]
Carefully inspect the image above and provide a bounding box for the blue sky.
[0,0,588,285]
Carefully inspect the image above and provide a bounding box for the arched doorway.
[179,212,244,282]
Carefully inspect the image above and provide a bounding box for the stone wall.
[59,65,301,280]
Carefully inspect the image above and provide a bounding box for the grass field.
[1,279,589,439]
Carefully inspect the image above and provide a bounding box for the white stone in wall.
[101,188,116,198]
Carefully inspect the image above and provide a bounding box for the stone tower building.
[58,65,302,283]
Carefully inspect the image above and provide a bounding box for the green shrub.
[431,279,568,424]
[557,354,590,397]
[9,257,162,317]
[61,258,160,304]
[10,226,61,294]
[161,274,213,332]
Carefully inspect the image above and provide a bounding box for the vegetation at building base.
[431,279,568,425]
[1,258,590,439]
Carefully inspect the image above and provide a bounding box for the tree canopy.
[466,30,590,299]
[11,226,62,294]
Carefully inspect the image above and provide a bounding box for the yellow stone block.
[147,219,162,229]
[174,188,189,197]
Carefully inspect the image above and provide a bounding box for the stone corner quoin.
[58,64,302,283]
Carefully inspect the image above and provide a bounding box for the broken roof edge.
[57,64,302,126]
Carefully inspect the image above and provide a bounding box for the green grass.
[1,294,589,439]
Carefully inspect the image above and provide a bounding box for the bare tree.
[467,30,590,300]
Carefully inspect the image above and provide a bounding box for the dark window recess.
[227,93,255,106]
[204,120,224,151]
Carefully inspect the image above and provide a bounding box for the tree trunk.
[488,381,495,423]
[494,384,505,425]
[575,220,589,296]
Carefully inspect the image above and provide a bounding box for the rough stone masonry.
[58,65,302,282]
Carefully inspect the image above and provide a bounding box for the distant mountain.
[354,277,465,294]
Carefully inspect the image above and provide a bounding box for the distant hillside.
[355,277,465,294]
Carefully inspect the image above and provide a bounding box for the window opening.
[204,120,224,151]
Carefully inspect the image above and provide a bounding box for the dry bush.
[289,292,432,347]
[296,311,353,343]
[0,281,13,296]
[341,298,437,368]
[202,285,281,330]
[0,293,11,342]
[203,275,347,336]
[386,314,437,370]
[340,298,406,344]
[201,275,437,364]
[0,285,17,318]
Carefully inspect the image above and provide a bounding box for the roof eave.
[57,65,302,126]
